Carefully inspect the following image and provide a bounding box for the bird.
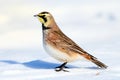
[34,11,108,72]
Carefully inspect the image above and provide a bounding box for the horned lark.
[34,11,108,72]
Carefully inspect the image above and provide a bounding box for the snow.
[0,0,120,80]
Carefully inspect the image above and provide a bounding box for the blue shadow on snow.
[0,60,76,69]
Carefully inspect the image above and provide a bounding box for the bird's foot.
[55,67,69,72]
[55,62,69,72]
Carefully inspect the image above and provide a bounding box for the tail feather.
[91,58,108,69]
[82,53,108,69]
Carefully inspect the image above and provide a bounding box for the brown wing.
[46,30,107,68]
[51,30,95,57]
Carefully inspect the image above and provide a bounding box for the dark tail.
[91,58,108,69]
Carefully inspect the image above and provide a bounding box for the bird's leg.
[64,66,69,68]
[55,62,69,72]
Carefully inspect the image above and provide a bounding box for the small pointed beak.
[34,15,38,17]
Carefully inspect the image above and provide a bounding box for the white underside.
[43,43,87,62]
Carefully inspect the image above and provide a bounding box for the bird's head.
[34,11,55,27]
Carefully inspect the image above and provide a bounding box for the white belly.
[44,43,69,62]
[43,43,86,62]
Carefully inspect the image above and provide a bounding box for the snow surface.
[0,0,120,80]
